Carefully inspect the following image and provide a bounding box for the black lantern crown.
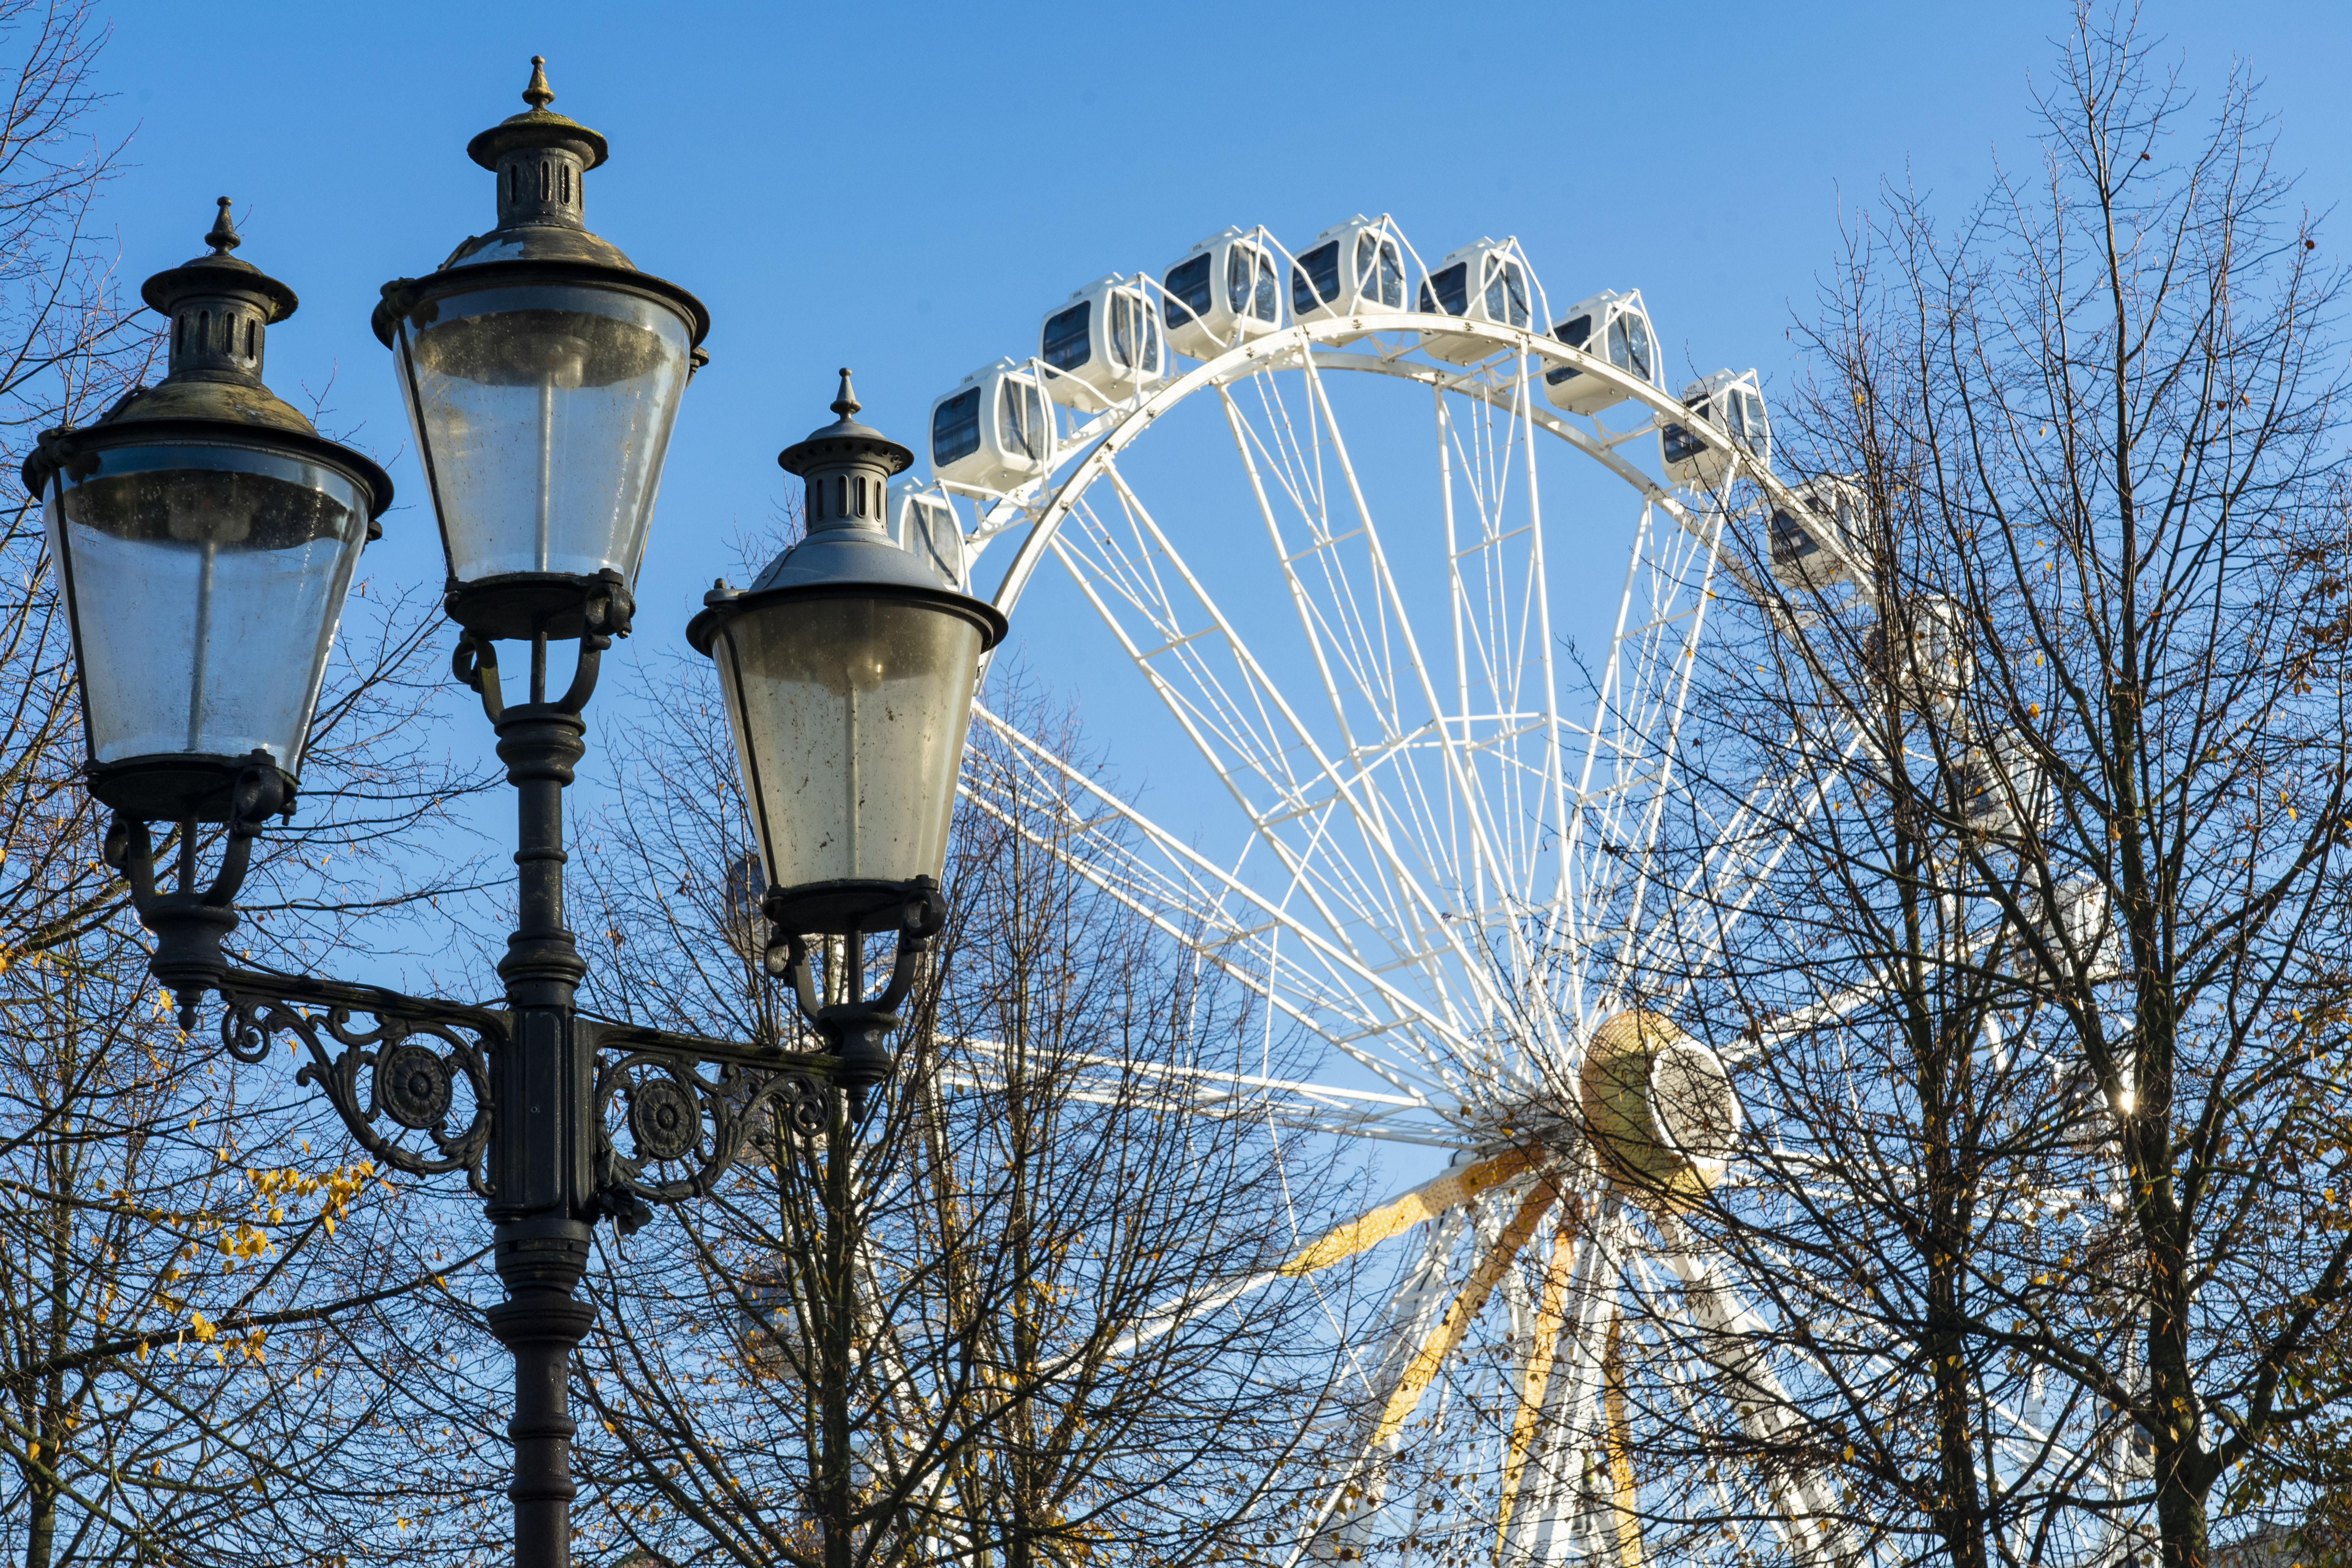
[450,54,628,271]
[144,199,302,417]
[778,369,916,551]
[29,200,364,468]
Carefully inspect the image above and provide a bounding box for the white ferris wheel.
[890,213,1888,1568]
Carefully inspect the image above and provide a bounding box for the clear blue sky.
[94,0,2352,679]
[85,0,2352,1027]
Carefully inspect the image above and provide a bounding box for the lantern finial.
[832,367,860,419]
[205,197,240,256]
[522,55,554,111]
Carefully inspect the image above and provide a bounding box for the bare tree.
[561,648,1355,1568]
[0,9,515,1564]
[1623,12,2352,1568]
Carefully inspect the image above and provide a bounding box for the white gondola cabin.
[1949,727,2047,838]
[1037,274,1168,413]
[893,480,968,592]
[1290,215,1408,338]
[1163,226,1283,359]
[1542,290,1658,415]
[1868,594,1971,713]
[1416,237,1538,365]
[1660,369,1771,488]
[1767,474,1872,591]
[930,359,1053,494]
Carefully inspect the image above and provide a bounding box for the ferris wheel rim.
[943,310,1821,630]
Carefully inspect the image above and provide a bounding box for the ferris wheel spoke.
[1637,1219,1856,1568]
[967,705,1483,1100]
[1623,719,1870,1006]
[1618,1294,1815,1568]
[1216,374,1534,979]
[1503,1206,1636,1567]
[1290,355,1555,914]
[1557,502,1729,1011]
[1107,1148,1542,1372]
[935,1041,1460,1146]
[1293,1201,1481,1564]
[1043,511,1444,992]
[1357,1179,1558,1453]
[1429,364,1573,961]
[1043,449,1521,1058]
[1498,1197,1600,1557]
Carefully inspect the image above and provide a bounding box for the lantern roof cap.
[138,198,299,324]
[687,377,1007,654]
[105,199,314,438]
[466,55,609,172]
[778,369,913,478]
[427,55,633,275]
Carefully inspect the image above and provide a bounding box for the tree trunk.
[24,1477,55,1568]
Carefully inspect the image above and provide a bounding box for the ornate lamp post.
[40,60,998,1568]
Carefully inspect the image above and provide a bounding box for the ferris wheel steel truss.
[905,221,2133,1568]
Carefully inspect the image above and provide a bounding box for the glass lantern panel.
[47,440,369,770]
[391,281,693,584]
[713,596,985,898]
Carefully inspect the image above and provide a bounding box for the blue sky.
[87,0,2352,1031]
[95,0,2352,675]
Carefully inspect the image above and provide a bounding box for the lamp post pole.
[35,57,1004,1568]
[488,685,597,1568]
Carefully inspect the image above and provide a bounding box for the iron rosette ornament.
[219,979,500,1195]
[592,1030,828,1211]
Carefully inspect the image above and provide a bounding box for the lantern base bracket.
[763,875,946,939]
[101,752,291,1026]
[88,751,298,826]
[444,567,635,644]
[770,892,941,1120]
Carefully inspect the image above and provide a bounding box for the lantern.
[27,199,392,825]
[689,371,1006,942]
[373,57,707,641]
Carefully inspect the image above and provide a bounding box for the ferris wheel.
[889,214,1888,1568]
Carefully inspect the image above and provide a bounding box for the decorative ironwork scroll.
[219,970,501,1197]
[586,1020,829,1206]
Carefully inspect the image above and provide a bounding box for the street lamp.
[23,198,392,1016]
[691,370,1007,1110]
[34,59,995,1568]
